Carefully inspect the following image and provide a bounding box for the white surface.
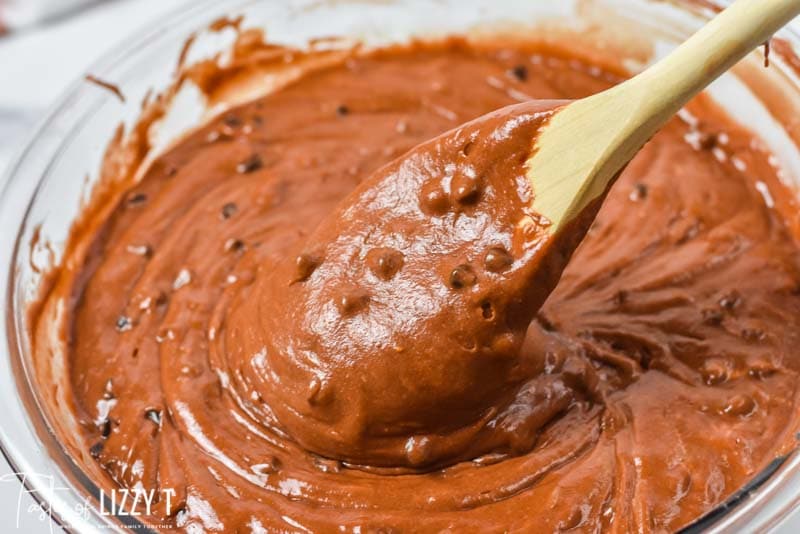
[0,0,800,532]
[0,0,186,173]
[0,0,101,30]
[0,1,184,531]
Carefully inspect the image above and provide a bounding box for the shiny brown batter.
[38,39,800,532]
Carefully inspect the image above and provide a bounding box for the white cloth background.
[0,0,105,30]
[0,0,798,531]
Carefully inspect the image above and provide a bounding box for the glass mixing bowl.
[1,0,800,531]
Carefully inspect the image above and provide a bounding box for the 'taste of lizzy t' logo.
[98,487,176,517]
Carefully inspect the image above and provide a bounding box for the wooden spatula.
[527,0,800,234]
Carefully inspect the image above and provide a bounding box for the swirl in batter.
[33,39,800,532]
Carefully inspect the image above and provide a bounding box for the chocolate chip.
[508,64,528,81]
[367,248,404,280]
[145,409,161,425]
[419,181,450,215]
[103,379,115,399]
[336,104,350,116]
[206,130,233,143]
[701,308,723,326]
[404,436,432,466]
[307,377,322,404]
[699,132,718,150]
[723,394,756,417]
[459,336,477,352]
[294,252,321,282]
[307,376,334,406]
[450,172,482,205]
[701,359,728,385]
[560,506,587,531]
[236,154,263,174]
[449,264,477,289]
[89,442,104,459]
[116,315,132,332]
[224,238,245,253]
[251,457,282,476]
[222,114,242,128]
[630,183,648,201]
[155,292,169,307]
[337,290,370,315]
[221,202,238,219]
[126,244,152,257]
[719,291,741,311]
[484,246,512,273]
[127,192,148,206]
[100,419,112,438]
[749,360,776,379]
[312,456,341,473]
[480,300,495,320]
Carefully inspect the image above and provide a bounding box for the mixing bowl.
[1,0,800,531]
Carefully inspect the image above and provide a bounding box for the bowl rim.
[0,0,224,530]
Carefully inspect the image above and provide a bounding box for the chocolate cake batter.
[34,39,800,532]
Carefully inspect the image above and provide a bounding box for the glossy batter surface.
[47,41,800,532]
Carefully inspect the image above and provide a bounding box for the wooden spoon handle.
[631,0,800,126]
[528,0,800,234]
